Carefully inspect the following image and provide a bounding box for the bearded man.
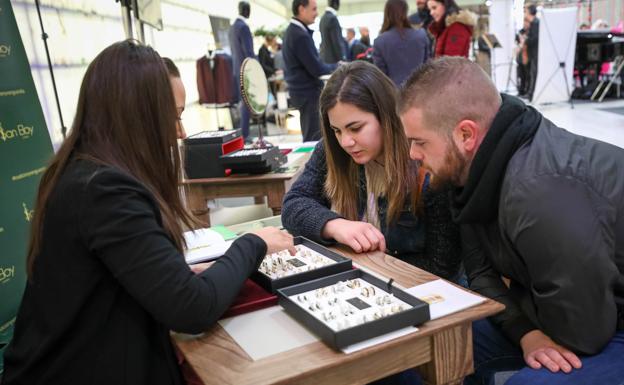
[399,56,624,385]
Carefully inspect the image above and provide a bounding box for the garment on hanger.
[196,51,234,104]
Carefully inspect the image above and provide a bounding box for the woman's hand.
[322,218,386,253]
[520,330,582,373]
[189,262,214,274]
[252,227,296,255]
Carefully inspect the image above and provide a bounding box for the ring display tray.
[278,269,430,350]
[186,129,241,144]
[218,147,287,174]
[251,237,352,294]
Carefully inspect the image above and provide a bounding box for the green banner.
[0,0,54,372]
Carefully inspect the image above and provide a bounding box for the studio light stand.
[531,10,574,109]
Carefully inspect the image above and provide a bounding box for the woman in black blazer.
[1,40,294,385]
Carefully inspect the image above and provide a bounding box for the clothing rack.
[198,48,234,131]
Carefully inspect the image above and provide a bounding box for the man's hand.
[322,218,386,253]
[520,330,582,373]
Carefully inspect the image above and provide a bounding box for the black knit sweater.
[282,142,462,281]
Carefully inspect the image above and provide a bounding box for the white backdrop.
[532,7,578,105]
[489,0,515,92]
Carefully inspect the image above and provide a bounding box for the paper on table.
[184,228,233,264]
[341,326,419,354]
[405,279,486,320]
[220,305,421,359]
[219,306,319,361]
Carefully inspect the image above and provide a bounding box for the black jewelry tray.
[251,236,352,294]
[218,146,282,165]
[277,269,430,350]
[185,129,241,144]
[219,146,287,174]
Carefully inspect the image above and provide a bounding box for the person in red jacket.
[427,0,476,58]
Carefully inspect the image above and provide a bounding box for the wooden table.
[182,152,310,226]
[173,247,504,385]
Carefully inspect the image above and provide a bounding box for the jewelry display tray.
[251,236,353,294]
[277,269,430,350]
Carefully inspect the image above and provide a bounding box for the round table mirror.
[240,58,269,116]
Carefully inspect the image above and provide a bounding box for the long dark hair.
[319,61,420,225]
[431,0,461,19]
[380,0,412,34]
[27,40,198,276]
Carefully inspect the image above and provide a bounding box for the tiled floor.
[537,99,624,149]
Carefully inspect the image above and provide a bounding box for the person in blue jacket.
[228,1,254,141]
[283,0,338,142]
[373,0,430,87]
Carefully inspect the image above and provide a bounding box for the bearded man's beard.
[428,141,468,191]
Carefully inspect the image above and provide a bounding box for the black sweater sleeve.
[81,169,267,334]
[423,188,462,280]
[281,142,341,244]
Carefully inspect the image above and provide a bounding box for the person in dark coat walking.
[345,28,367,61]
[319,0,346,64]
[408,0,433,29]
[524,3,540,101]
[283,0,337,142]
[400,56,624,385]
[373,0,430,87]
[258,34,276,78]
[228,1,255,140]
[1,40,295,385]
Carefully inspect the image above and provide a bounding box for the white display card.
[406,279,486,320]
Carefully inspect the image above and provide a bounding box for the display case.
[183,129,244,178]
[251,237,352,294]
[218,146,287,174]
[278,269,430,349]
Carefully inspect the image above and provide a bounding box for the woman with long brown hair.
[282,61,461,282]
[2,40,294,385]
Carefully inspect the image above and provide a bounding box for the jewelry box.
[251,236,353,294]
[277,269,430,349]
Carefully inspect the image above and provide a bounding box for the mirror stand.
[251,113,272,149]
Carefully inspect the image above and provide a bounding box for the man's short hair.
[292,0,309,16]
[526,4,537,16]
[162,57,180,78]
[399,57,501,134]
[238,1,250,18]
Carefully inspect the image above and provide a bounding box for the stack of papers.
[184,228,233,264]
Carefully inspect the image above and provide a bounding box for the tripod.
[531,11,574,108]
[504,53,519,94]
